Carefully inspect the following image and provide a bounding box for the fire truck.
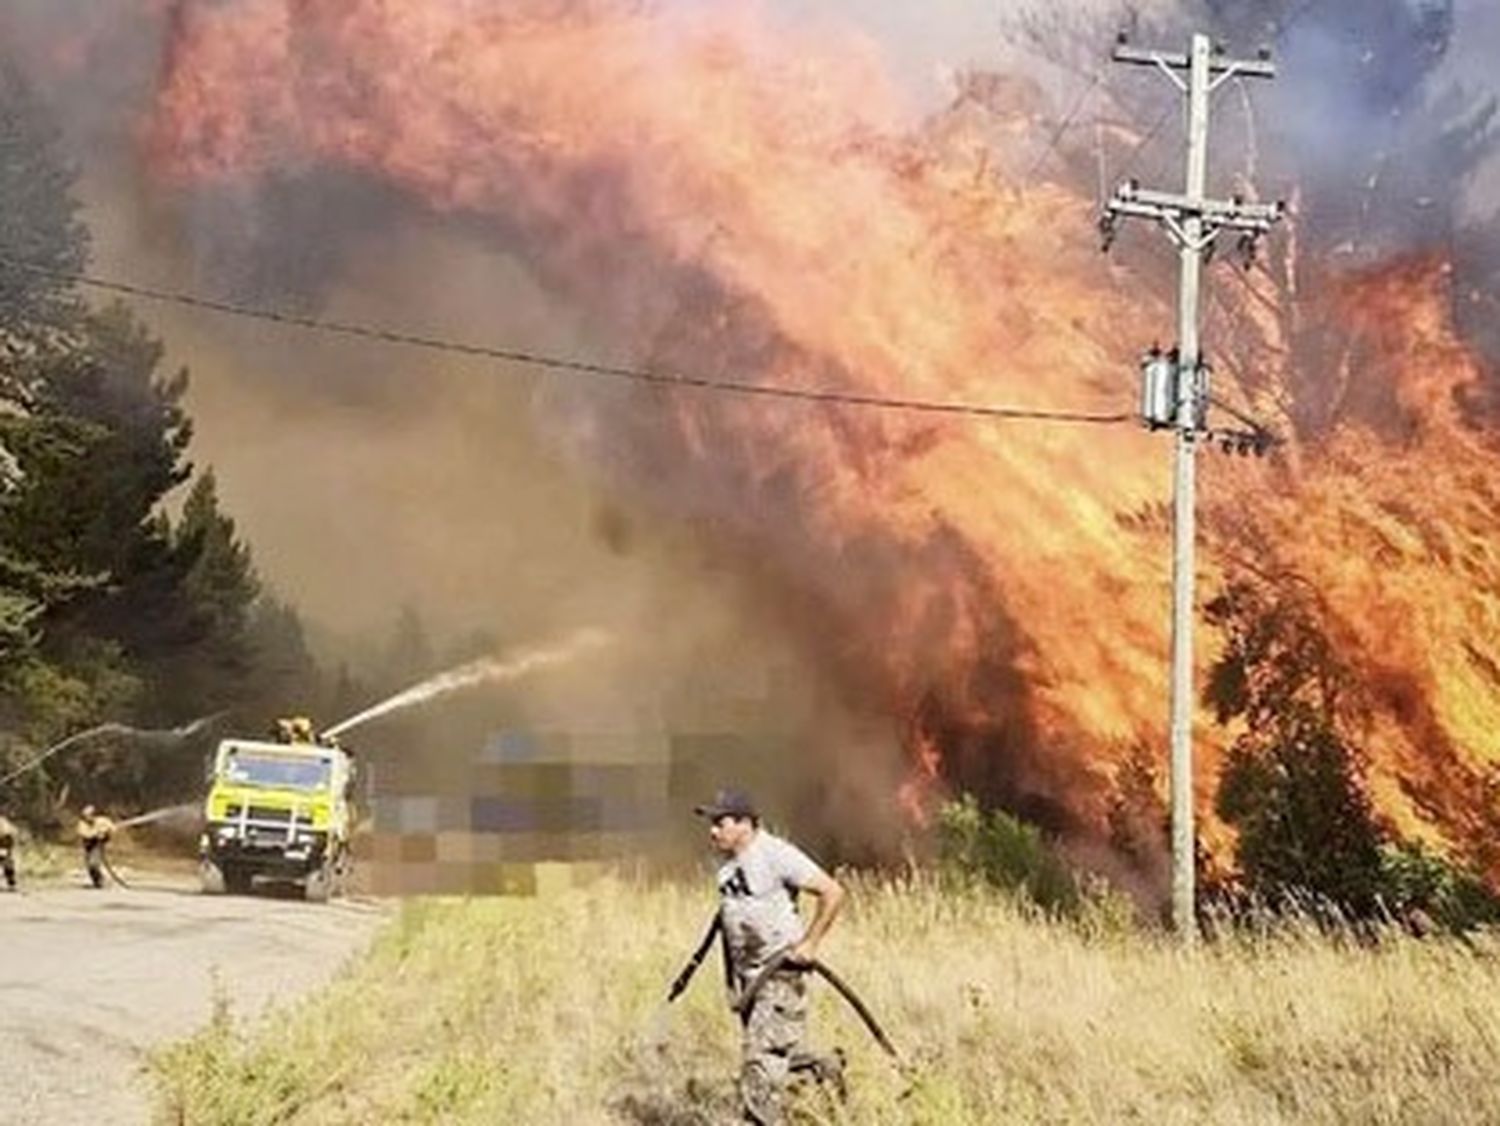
[198,718,354,901]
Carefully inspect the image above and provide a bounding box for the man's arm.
[789,870,845,964]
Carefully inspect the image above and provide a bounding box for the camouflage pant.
[740,969,808,1125]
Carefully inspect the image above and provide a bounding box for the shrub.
[936,793,1080,915]
[1377,840,1500,933]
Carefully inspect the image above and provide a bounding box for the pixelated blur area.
[357,728,766,895]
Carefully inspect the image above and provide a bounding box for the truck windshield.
[223,753,331,791]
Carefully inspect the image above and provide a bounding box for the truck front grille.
[226,804,294,823]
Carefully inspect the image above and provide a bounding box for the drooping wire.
[1021,69,1104,182]
[1114,101,1176,186]
[0,256,1134,426]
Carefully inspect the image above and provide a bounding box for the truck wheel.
[304,865,331,903]
[224,865,253,895]
[199,859,225,895]
[331,846,351,897]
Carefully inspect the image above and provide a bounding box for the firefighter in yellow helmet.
[273,716,317,744]
[0,811,17,890]
[76,805,116,889]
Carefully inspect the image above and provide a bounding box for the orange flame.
[145,1,1500,874]
[896,727,944,828]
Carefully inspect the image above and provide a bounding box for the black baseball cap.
[693,787,758,820]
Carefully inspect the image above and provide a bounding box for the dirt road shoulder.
[0,879,387,1126]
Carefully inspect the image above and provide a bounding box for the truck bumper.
[202,824,330,876]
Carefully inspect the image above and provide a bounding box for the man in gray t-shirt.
[695,787,846,1124]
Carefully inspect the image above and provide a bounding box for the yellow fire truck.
[198,719,354,901]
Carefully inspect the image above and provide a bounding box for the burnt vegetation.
[1203,578,1500,931]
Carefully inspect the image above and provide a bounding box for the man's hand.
[787,938,819,966]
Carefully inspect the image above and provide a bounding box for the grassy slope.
[154,876,1500,1125]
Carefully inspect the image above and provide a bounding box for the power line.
[0,256,1132,427]
[1022,70,1103,182]
[1115,102,1176,185]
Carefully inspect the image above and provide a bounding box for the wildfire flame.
[141,1,1500,876]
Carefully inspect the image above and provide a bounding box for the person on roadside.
[0,811,17,890]
[76,805,115,889]
[695,787,847,1124]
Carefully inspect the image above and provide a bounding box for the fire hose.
[90,804,203,892]
[736,949,900,1061]
[667,912,901,1063]
[98,840,131,889]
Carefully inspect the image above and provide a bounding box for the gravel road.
[0,874,387,1125]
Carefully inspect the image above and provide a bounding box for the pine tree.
[176,470,258,638]
[0,57,333,820]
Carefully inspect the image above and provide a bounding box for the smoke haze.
[3,0,1499,876]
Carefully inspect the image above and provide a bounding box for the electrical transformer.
[1139,349,1177,430]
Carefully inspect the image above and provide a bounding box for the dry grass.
[7,835,80,884]
[153,874,1500,1125]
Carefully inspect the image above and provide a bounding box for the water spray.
[115,802,203,831]
[0,714,225,788]
[324,628,612,739]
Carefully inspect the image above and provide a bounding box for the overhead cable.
[0,256,1132,426]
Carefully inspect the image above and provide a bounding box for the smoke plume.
[4,0,1500,879]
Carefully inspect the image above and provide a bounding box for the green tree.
[1205,580,1386,914]
[0,61,323,819]
[0,56,127,755]
[937,793,1081,915]
[176,470,258,639]
[135,470,261,721]
[3,294,197,743]
[0,56,90,683]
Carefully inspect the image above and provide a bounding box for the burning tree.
[1204,579,1385,912]
[49,0,1497,883]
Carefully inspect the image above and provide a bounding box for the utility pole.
[1101,33,1283,938]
